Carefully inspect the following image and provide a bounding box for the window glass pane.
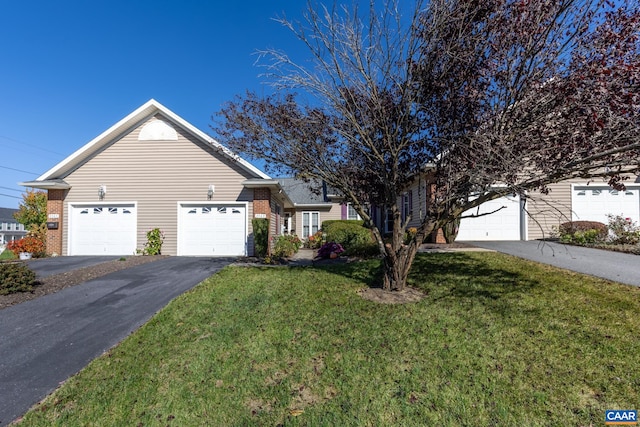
[312,213,319,234]
[348,204,360,220]
[303,213,310,237]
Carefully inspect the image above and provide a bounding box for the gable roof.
[277,178,336,207]
[28,99,270,184]
[0,207,18,223]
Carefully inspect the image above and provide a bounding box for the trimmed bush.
[322,220,374,255]
[252,218,269,258]
[272,234,302,258]
[0,262,37,295]
[558,221,608,244]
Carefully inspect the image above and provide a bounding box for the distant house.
[0,207,27,246]
[367,170,640,243]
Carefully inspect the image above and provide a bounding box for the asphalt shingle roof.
[277,178,331,205]
[0,208,18,223]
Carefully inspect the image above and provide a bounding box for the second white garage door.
[456,194,522,241]
[572,186,640,224]
[178,204,247,256]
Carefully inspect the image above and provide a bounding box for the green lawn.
[21,253,640,426]
[0,249,16,260]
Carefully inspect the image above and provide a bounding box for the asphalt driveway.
[26,256,120,278]
[470,241,640,287]
[0,256,234,426]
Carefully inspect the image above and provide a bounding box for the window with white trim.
[302,211,319,237]
[385,208,394,234]
[347,203,361,220]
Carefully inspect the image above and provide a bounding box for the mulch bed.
[0,256,167,310]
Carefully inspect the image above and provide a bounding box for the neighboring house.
[20,99,291,257]
[366,171,640,243]
[454,176,640,241]
[0,207,27,246]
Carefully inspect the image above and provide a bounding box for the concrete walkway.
[469,240,640,287]
[0,256,234,426]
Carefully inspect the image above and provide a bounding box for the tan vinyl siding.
[292,203,341,238]
[60,114,255,255]
[526,178,602,240]
[526,175,639,240]
[269,194,285,237]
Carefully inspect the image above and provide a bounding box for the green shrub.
[0,262,37,295]
[347,242,380,257]
[252,218,269,257]
[606,214,640,245]
[143,228,164,255]
[322,219,364,228]
[322,220,374,256]
[558,221,607,244]
[305,231,324,249]
[272,234,302,258]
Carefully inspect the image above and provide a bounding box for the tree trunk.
[382,241,419,291]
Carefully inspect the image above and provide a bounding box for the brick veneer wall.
[46,189,66,255]
[253,188,271,253]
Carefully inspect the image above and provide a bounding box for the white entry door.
[572,186,640,224]
[178,204,246,256]
[456,194,522,241]
[69,204,137,255]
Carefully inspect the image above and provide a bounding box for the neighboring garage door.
[456,194,522,241]
[70,204,137,255]
[572,186,640,224]
[178,204,247,256]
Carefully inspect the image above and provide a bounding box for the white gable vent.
[138,119,178,141]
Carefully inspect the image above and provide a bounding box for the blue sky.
[0,1,326,208]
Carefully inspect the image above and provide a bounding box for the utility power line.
[0,134,65,156]
[0,165,39,175]
[0,193,21,199]
[0,186,23,193]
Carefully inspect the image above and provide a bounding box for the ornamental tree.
[214,0,640,291]
[14,190,47,231]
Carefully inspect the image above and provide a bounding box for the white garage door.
[70,204,137,255]
[178,204,246,256]
[456,194,522,241]
[572,186,640,224]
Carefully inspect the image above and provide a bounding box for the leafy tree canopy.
[14,190,47,230]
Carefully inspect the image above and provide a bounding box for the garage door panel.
[572,186,639,224]
[70,205,137,255]
[456,195,522,241]
[178,204,246,256]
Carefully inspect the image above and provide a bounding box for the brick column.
[46,189,65,256]
[253,188,271,254]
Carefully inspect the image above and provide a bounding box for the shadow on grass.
[312,253,542,314]
[412,252,537,288]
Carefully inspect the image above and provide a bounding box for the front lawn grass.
[21,252,640,426]
[0,249,16,260]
